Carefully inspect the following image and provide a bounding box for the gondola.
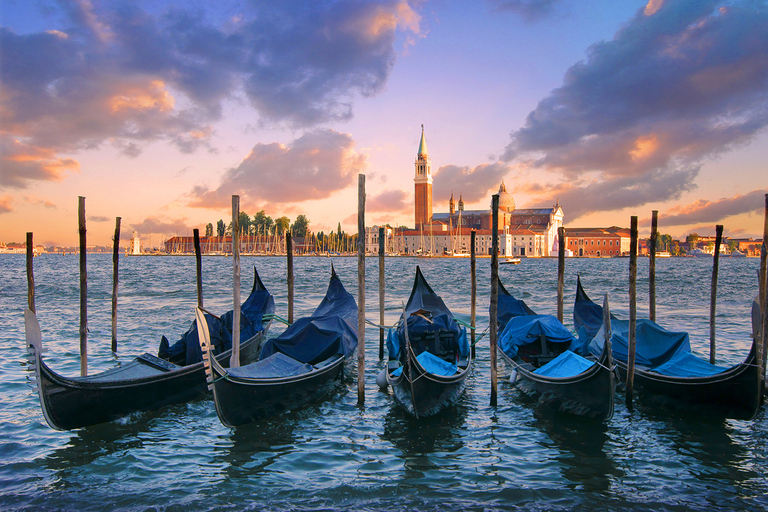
[24,267,275,430]
[385,266,470,418]
[573,276,760,420]
[497,280,614,420]
[201,267,357,427]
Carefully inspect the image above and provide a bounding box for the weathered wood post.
[111,217,121,352]
[557,226,565,322]
[378,226,385,360]
[649,210,658,322]
[78,196,88,377]
[710,224,723,364]
[626,216,638,410]
[602,294,614,372]
[26,232,35,313]
[230,195,241,368]
[760,193,768,392]
[470,229,477,359]
[287,231,294,324]
[193,228,203,309]
[490,194,500,407]
[357,174,366,406]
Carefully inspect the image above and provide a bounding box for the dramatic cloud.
[189,129,366,208]
[0,196,12,214]
[490,0,563,22]
[0,1,420,189]
[432,162,512,204]
[88,215,110,223]
[501,0,768,217]
[655,190,767,227]
[368,189,409,212]
[129,216,192,238]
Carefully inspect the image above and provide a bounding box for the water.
[0,254,766,511]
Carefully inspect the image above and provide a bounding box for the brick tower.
[414,124,432,228]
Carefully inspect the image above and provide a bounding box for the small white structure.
[129,231,142,255]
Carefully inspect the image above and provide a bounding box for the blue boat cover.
[499,314,578,359]
[260,269,358,365]
[578,279,736,378]
[228,352,313,379]
[497,280,537,333]
[573,276,618,341]
[158,267,275,365]
[533,350,595,378]
[392,350,458,377]
[387,266,467,362]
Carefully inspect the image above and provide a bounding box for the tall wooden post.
[111,217,121,352]
[193,228,203,309]
[626,216,638,410]
[490,194,500,407]
[357,174,366,406]
[470,229,477,359]
[78,196,88,377]
[378,226,385,360]
[287,232,294,324]
[230,196,241,368]
[710,224,723,364]
[26,232,35,313]
[649,210,658,322]
[557,226,565,322]
[760,193,768,392]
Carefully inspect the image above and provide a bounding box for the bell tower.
[414,124,432,228]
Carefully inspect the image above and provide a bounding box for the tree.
[275,216,290,235]
[205,223,213,237]
[686,232,700,251]
[216,219,226,237]
[291,214,310,238]
[238,211,251,236]
[660,234,673,252]
[727,239,739,253]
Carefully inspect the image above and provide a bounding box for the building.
[414,124,432,229]
[411,126,564,256]
[128,231,142,255]
[564,226,632,257]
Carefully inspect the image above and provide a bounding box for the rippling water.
[0,254,765,511]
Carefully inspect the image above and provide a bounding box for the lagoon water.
[0,254,766,511]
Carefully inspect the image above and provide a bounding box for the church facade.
[408,126,564,257]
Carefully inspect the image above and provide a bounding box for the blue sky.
[1,0,767,246]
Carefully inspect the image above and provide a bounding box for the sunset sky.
[1,0,767,247]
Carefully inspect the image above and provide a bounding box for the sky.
[1,0,767,248]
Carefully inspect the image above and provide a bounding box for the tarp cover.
[650,351,731,377]
[260,270,358,365]
[573,276,617,341]
[392,350,458,377]
[499,314,577,359]
[388,266,467,361]
[497,280,537,333]
[228,352,313,379]
[158,267,275,365]
[534,350,595,378]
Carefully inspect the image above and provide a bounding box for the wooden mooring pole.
[111,217,121,352]
[649,210,658,323]
[26,232,35,313]
[357,174,366,406]
[193,228,203,309]
[378,226,385,360]
[710,224,723,364]
[287,231,294,324]
[626,216,638,410]
[557,226,565,322]
[470,230,477,359]
[78,196,88,377]
[490,194,500,407]
[230,196,241,368]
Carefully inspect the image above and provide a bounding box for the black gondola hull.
[31,332,265,430]
[209,356,346,427]
[614,342,760,420]
[501,345,615,420]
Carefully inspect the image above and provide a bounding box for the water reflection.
[215,416,299,479]
[531,409,620,492]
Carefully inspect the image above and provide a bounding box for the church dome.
[496,180,515,212]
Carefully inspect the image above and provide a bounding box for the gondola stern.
[24,309,66,431]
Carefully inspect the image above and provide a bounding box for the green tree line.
[204,211,311,238]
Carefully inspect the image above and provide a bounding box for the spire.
[499,179,507,193]
[417,124,428,158]
[458,194,464,211]
[449,192,455,215]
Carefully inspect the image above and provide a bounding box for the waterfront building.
[128,231,142,255]
[564,226,632,257]
[414,124,432,229]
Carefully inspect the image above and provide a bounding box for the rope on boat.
[470,327,490,346]
[263,313,291,326]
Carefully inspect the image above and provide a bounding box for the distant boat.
[688,249,712,257]
[501,257,521,265]
[729,250,746,257]
[656,251,671,258]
